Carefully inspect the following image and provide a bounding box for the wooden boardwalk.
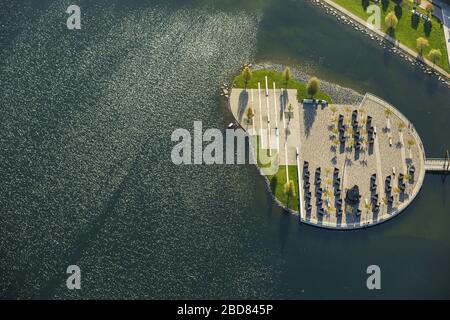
[425,158,450,172]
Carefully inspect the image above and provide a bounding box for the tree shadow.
[386,27,396,38]
[238,90,249,122]
[411,13,419,29]
[368,143,374,155]
[424,20,432,36]
[381,0,389,12]
[383,48,392,67]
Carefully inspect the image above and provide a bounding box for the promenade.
[318,0,450,80]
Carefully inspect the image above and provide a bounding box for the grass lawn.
[268,165,300,212]
[251,135,277,168]
[332,0,449,70]
[233,69,332,102]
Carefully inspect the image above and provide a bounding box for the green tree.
[282,66,292,88]
[330,105,337,121]
[393,186,401,202]
[307,77,320,98]
[428,49,442,66]
[287,102,293,122]
[364,201,373,214]
[416,37,429,55]
[242,66,252,89]
[385,12,398,32]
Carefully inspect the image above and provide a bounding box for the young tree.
[282,67,292,88]
[360,117,367,129]
[242,66,252,89]
[307,77,320,98]
[246,106,254,124]
[385,12,398,32]
[416,37,429,55]
[428,49,442,66]
[425,3,433,16]
[361,139,369,160]
[397,121,406,132]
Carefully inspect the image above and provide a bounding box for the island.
[226,66,447,229]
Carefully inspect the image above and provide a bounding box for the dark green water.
[0,0,449,299]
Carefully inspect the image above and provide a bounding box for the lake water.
[0,0,449,299]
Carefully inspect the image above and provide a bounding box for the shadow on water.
[238,90,249,121]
